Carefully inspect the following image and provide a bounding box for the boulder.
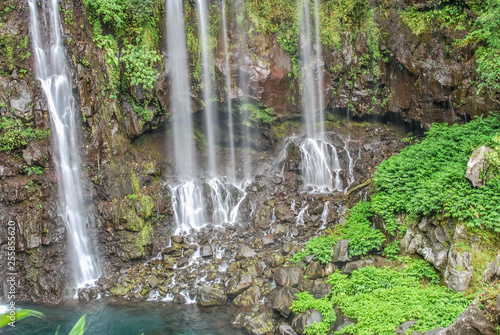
[292,309,323,335]
[304,261,324,280]
[396,320,418,334]
[466,146,493,187]
[274,266,302,287]
[330,307,356,333]
[444,251,473,292]
[234,286,261,307]
[147,276,159,288]
[276,324,297,335]
[197,284,227,306]
[226,273,254,297]
[236,246,257,260]
[333,240,351,263]
[244,313,274,335]
[200,245,213,257]
[423,328,446,335]
[341,259,374,274]
[272,287,300,317]
[444,304,496,335]
[483,254,500,283]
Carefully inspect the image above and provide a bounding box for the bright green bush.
[327,265,468,335]
[0,117,50,151]
[372,114,500,232]
[291,292,336,335]
[291,233,340,265]
[121,44,162,91]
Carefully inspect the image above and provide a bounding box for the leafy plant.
[0,309,45,328]
[0,117,50,151]
[291,292,336,335]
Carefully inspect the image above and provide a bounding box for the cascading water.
[222,0,236,180]
[196,0,218,176]
[28,0,98,287]
[298,0,347,193]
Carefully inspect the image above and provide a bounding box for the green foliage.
[26,166,43,177]
[239,103,276,126]
[291,292,336,335]
[67,314,87,335]
[460,0,500,91]
[0,309,45,328]
[121,44,161,91]
[383,240,400,260]
[372,114,500,232]
[401,3,470,36]
[327,265,468,334]
[340,200,385,257]
[0,117,50,151]
[485,135,500,178]
[291,233,340,265]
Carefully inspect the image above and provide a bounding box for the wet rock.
[226,273,254,297]
[147,276,159,288]
[292,309,323,335]
[341,259,374,274]
[9,81,33,115]
[22,139,50,166]
[272,287,299,317]
[268,253,286,268]
[443,303,496,335]
[262,234,274,245]
[236,246,257,260]
[274,266,301,287]
[483,254,500,283]
[396,320,418,334]
[244,313,274,335]
[423,328,446,335]
[197,284,227,306]
[308,201,324,215]
[234,286,261,307]
[173,293,186,304]
[171,235,183,243]
[333,239,351,263]
[466,146,493,187]
[276,324,297,335]
[304,261,324,280]
[200,245,213,257]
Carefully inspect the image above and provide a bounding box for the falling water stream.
[28,0,98,287]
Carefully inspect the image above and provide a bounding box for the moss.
[110,283,131,296]
[130,169,141,194]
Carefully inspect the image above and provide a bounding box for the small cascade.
[171,182,207,235]
[28,0,98,287]
[196,0,218,176]
[207,177,248,225]
[221,0,236,180]
[179,290,197,304]
[320,201,330,229]
[296,205,309,225]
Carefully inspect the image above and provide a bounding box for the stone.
[308,201,324,215]
[226,273,253,297]
[466,146,493,187]
[444,304,496,335]
[244,313,274,335]
[196,284,227,306]
[236,246,257,260]
[234,286,261,307]
[423,328,446,335]
[200,245,213,257]
[22,140,49,166]
[332,239,351,263]
[304,261,324,280]
[292,309,323,335]
[272,287,299,317]
[274,266,302,287]
[444,251,473,292]
[262,234,274,245]
[173,293,186,304]
[341,259,374,274]
[331,307,356,333]
[396,320,418,334]
[147,276,159,288]
[276,324,297,335]
[483,254,500,283]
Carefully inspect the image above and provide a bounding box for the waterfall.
[235,0,253,179]
[166,0,197,178]
[28,0,98,287]
[196,0,218,177]
[222,0,236,180]
[298,0,346,193]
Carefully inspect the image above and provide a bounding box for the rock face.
[401,217,474,292]
[466,146,493,187]
[442,304,496,335]
[292,309,323,335]
[484,255,500,283]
